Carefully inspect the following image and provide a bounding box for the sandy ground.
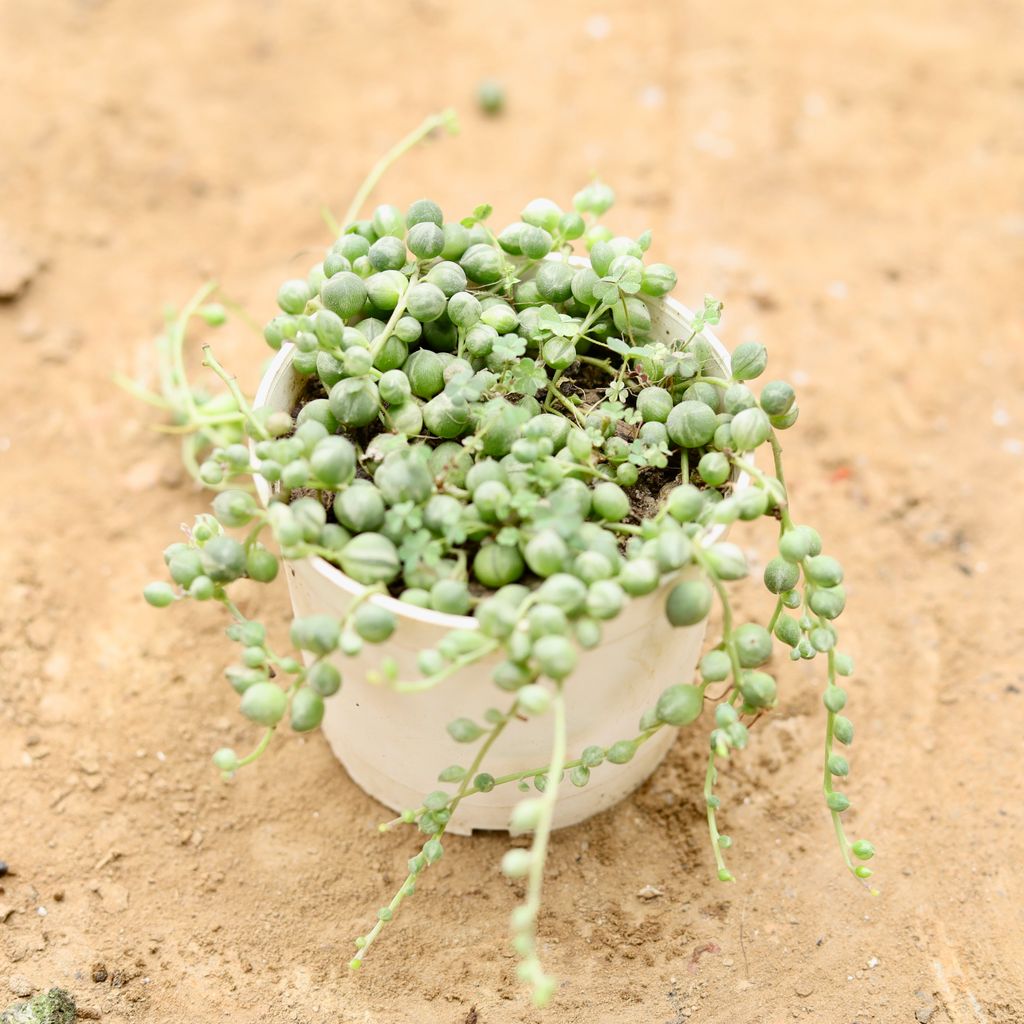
[2,2,1023,1022]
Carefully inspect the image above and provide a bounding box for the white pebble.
[803,93,828,117]
[692,131,735,159]
[639,85,665,109]
[585,14,610,39]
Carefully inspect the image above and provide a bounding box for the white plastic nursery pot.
[253,289,735,835]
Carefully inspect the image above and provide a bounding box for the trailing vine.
[130,112,875,1008]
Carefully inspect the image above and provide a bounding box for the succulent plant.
[130,112,873,1008]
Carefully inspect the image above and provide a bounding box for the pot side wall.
[254,284,732,834]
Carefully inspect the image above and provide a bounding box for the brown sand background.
[1,2,1023,1021]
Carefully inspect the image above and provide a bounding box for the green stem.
[513,686,567,1007]
[569,462,618,484]
[201,346,271,440]
[575,354,615,374]
[704,749,733,880]
[181,434,205,485]
[448,701,517,816]
[821,648,857,875]
[152,412,247,434]
[368,268,418,362]
[236,728,274,767]
[394,639,500,693]
[336,109,459,231]
[169,282,219,419]
[112,372,172,409]
[217,292,263,335]
[355,700,516,966]
[544,383,583,423]
[693,544,744,688]
[380,727,665,832]
[729,455,782,499]
[769,431,794,530]
[604,521,643,536]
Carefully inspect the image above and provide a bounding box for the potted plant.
[133,114,874,1008]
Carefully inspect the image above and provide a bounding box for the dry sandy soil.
[2,2,1023,1022]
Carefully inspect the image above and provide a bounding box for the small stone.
[91,964,107,984]
[24,620,55,651]
[76,1007,102,1020]
[915,1008,935,1024]
[0,905,15,924]
[121,459,164,494]
[16,314,43,340]
[584,14,610,40]
[96,883,128,914]
[7,976,33,998]
[793,980,814,997]
[38,327,81,365]
[636,885,664,900]
[42,654,70,683]
[0,232,39,300]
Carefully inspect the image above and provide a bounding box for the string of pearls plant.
[133,112,874,1008]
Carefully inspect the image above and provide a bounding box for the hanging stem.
[355,699,518,966]
[332,109,459,233]
[511,686,567,1008]
[368,268,419,361]
[378,725,666,831]
[704,749,733,881]
[201,346,271,441]
[768,430,794,530]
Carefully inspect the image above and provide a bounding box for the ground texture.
[1,2,1022,1022]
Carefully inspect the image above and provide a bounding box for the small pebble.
[0,861,8,878]
[636,885,663,900]
[0,232,39,300]
[8,974,33,997]
[638,84,665,109]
